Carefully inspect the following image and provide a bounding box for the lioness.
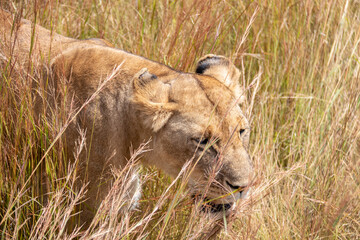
[1,9,253,226]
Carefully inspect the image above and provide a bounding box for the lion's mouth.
[192,195,234,213]
[201,201,233,213]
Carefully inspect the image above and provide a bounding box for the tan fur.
[0,9,112,68]
[1,9,253,226]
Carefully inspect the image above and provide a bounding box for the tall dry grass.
[1,0,359,239]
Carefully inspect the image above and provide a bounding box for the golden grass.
[1,0,359,239]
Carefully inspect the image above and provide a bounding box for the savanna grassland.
[1,0,359,239]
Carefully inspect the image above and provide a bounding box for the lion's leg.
[79,176,112,228]
[76,167,142,229]
[64,125,114,229]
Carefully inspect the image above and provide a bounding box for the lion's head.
[131,54,253,213]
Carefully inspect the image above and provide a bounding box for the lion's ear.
[132,68,175,132]
[196,54,246,105]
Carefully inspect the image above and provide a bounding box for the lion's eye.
[192,138,210,149]
[193,138,209,146]
[239,128,246,136]
[191,138,218,153]
[191,137,218,153]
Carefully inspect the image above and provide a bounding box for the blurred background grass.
[1,0,359,239]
